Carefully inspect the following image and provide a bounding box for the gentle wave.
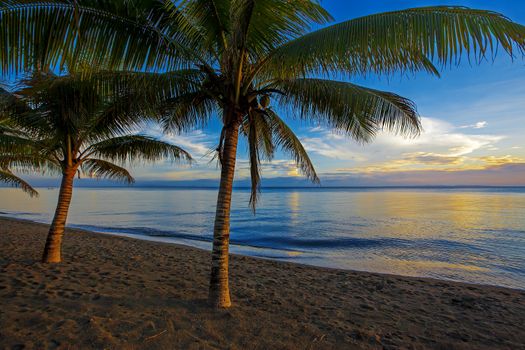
[71,224,414,252]
[1,187,524,289]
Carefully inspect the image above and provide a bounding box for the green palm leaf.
[246,110,261,210]
[161,91,217,132]
[234,0,331,59]
[251,111,275,161]
[263,6,525,78]
[0,133,39,153]
[84,134,192,164]
[0,169,38,197]
[165,0,231,53]
[0,1,193,74]
[263,109,319,184]
[241,109,319,210]
[270,78,420,142]
[0,154,62,175]
[81,158,134,184]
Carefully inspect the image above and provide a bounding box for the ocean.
[1,187,524,289]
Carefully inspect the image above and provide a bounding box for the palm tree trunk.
[208,120,240,308]
[42,167,76,263]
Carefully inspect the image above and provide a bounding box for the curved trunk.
[42,167,76,263]
[208,120,240,308]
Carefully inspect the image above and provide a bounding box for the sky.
[15,1,525,187]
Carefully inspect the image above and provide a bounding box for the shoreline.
[1,216,525,349]
[5,215,523,292]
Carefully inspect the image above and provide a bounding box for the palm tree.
[0,72,192,263]
[0,89,39,196]
[2,0,525,307]
[0,119,38,196]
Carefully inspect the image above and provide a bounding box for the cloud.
[336,153,524,174]
[170,131,216,159]
[301,117,505,171]
[477,155,524,166]
[401,152,463,165]
[120,116,519,186]
[143,125,217,160]
[301,133,365,161]
[319,163,525,186]
[235,159,302,178]
[376,117,502,156]
[124,162,525,187]
[460,121,488,129]
[124,124,221,180]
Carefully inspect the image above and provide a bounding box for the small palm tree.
[0,115,38,196]
[1,89,38,195]
[0,72,192,263]
[2,1,525,307]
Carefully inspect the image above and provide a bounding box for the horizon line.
[6,185,525,190]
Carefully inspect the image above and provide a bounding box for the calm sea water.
[1,187,525,289]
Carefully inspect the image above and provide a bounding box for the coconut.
[260,95,271,108]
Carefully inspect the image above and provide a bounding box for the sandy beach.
[1,216,524,349]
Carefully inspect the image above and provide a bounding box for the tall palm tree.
[0,72,192,263]
[2,0,524,307]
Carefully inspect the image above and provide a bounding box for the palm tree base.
[208,291,232,309]
[41,250,61,263]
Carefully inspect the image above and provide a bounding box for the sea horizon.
[4,184,525,190]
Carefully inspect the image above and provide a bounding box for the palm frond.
[263,109,319,184]
[84,134,192,164]
[81,158,134,184]
[0,154,62,175]
[76,69,205,100]
[270,78,420,142]
[165,0,231,53]
[262,6,525,78]
[0,85,52,139]
[241,108,319,210]
[246,110,261,211]
[0,118,27,137]
[251,111,275,161]
[15,72,105,137]
[14,70,203,144]
[0,133,39,153]
[0,1,194,75]
[0,86,32,117]
[238,0,331,59]
[0,169,38,197]
[160,91,217,132]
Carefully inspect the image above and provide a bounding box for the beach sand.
[1,217,524,349]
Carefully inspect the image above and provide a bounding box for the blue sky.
[124,0,525,187]
[18,1,525,187]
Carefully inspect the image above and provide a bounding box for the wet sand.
[0,216,524,349]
